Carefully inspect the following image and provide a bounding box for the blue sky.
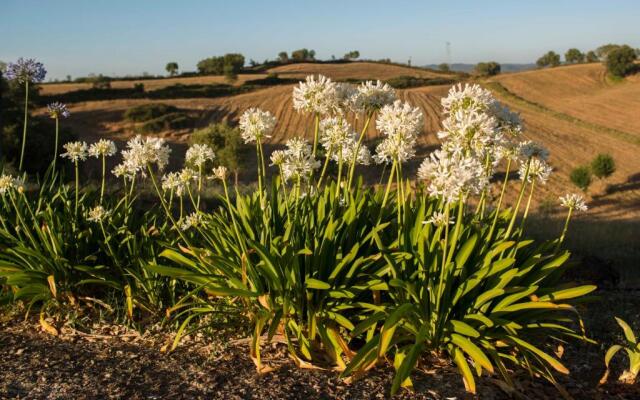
[2,0,639,80]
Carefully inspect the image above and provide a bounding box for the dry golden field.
[266,61,451,80]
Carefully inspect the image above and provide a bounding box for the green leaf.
[306,278,331,290]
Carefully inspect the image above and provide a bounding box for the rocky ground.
[1,290,639,400]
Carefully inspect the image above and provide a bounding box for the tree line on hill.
[536,44,638,78]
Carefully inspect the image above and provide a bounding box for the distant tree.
[291,48,315,62]
[564,48,585,64]
[223,64,238,83]
[223,53,245,72]
[343,50,360,60]
[90,74,111,89]
[197,53,245,75]
[278,51,289,63]
[605,45,637,78]
[249,59,257,67]
[596,44,621,60]
[165,62,179,76]
[570,165,592,192]
[331,55,336,60]
[438,63,450,72]
[536,51,561,68]
[585,51,599,63]
[475,61,501,76]
[591,154,616,179]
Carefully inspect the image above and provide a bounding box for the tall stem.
[380,161,397,209]
[19,81,29,171]
[518,180,536,236]
[74,160,79,219]
[100,155,106,204]
[505,160,531,238]
[197,165,203,210]
[256,139,265,207]
[556,208,573,252]
[316,145,333,189]
[53,117,59,170]
[347,112,373,189]
[147,165,190,244]
[311,113,320,158]
[488,159,512,240]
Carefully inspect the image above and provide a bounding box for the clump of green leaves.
[570,165,592,191]
[591,153,616,180]
[602,318,640,384]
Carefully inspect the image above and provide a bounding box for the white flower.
[117,135,172,179]
[373,100,423,164]
[334,83,358,113]
[519,158,552,184]
[185,144,215,168]
[559,193,588,212]
[212,166,228,180]
[60,141,88,162]
[441,83,495,115]
[518,140,549,161]
[180,212,204,231]
[178,168,198,184]
[423,211,455,227]
[339,140,371,166]
[293,75,338,115]
[112,163,135,180]
[352,80,397,113]
[270,150,287,166]
[417,150,488,203]
[239,108,277,143]
[281,138,320,182]
[88,139,117,158]
[319,117,353,150]
[87,206,111,223]
[161,172,185,196]
[0,174,19,195]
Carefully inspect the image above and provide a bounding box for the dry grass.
[267,62,448,81]
[491,63,640,137]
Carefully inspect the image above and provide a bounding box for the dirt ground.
[1,289,639,400]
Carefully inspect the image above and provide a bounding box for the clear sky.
[2,0,639,80]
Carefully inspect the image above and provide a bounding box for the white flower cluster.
[423,211,455,227]
[180,212,204,231]
[417,149,488,203]
[293,75,339,115]
[87,205,111,223]
[88,139,117,158]
[519,158,552,184]
[318,117,372,166]
[351,80,397,113]
[185,144,215,168]
[559,193,588,212]
[0,174,24,195]
[239,108,277,143]
[279,138,321,182]
[113,135,171,180]
[373,100,424,164]
[60,141,88,162]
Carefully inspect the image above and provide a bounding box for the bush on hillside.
[537,51,561,68]
[197,53,245,75]
[124,103,178,122]
[565,48,585,64]
[570,165,593,191]
[385,75,456,89]
[591,153,616,179]
[190,122,248,179]
[605,45,637,78]
[586,51,599,63]
[475,61,501,76]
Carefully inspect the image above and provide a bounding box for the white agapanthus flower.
[60,141,88,162]
[185,144,215,168]
[269,150,287,166]
[87,205,111,223]
[281,138,320,182]
[292,75,338,115]
[559,193,588,212]
[339,140,372,166]
[518,140,549,161]
[88,139,117,158]
[178,168,198,184]
[239,108,277,143]
[0,174,19,195]
[211,166,228,181]
[319,117,353,150]
[519,158,552,184]
[417,150,489,203]
[441,83,495,115]
[351,80,397,113]
[373,100,424,164]
[161,172,186,196]
[423,211,455,227]
[180,212,204,231]
[116,135,172,179]
[334,82,358,113]
[112,163,135,180]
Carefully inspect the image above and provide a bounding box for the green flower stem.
[335,148,344,198]
[518,180,536,236]
[100,155,107,204]
[446,196,465,266]
[435,204,451,313]
[347,111,373,190]
[556,207,574,252]
[380,161,397,210]
[186,183,198,211]
[74,160,79,219]
[311,113,320,158]
[19,81,29,171]
[278,166,291,224]
[221,177,249,259]
[53,117,59,170]
[197,165,203,210]
[147,165,190,245]
[316,145,333,189]
[99,220,120,268]
[256,139,266,207]
[505,159,531,238]
[488,158,512,241]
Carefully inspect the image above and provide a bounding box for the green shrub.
[606,45,637,78]
[565,48,585,64]
[475,61,501,76]
[537,51,561,68]
[591,153,616,179]
[570,165,592,191]
[385,75,456,89]
[124,103,178,122]
[190,122,247,176]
